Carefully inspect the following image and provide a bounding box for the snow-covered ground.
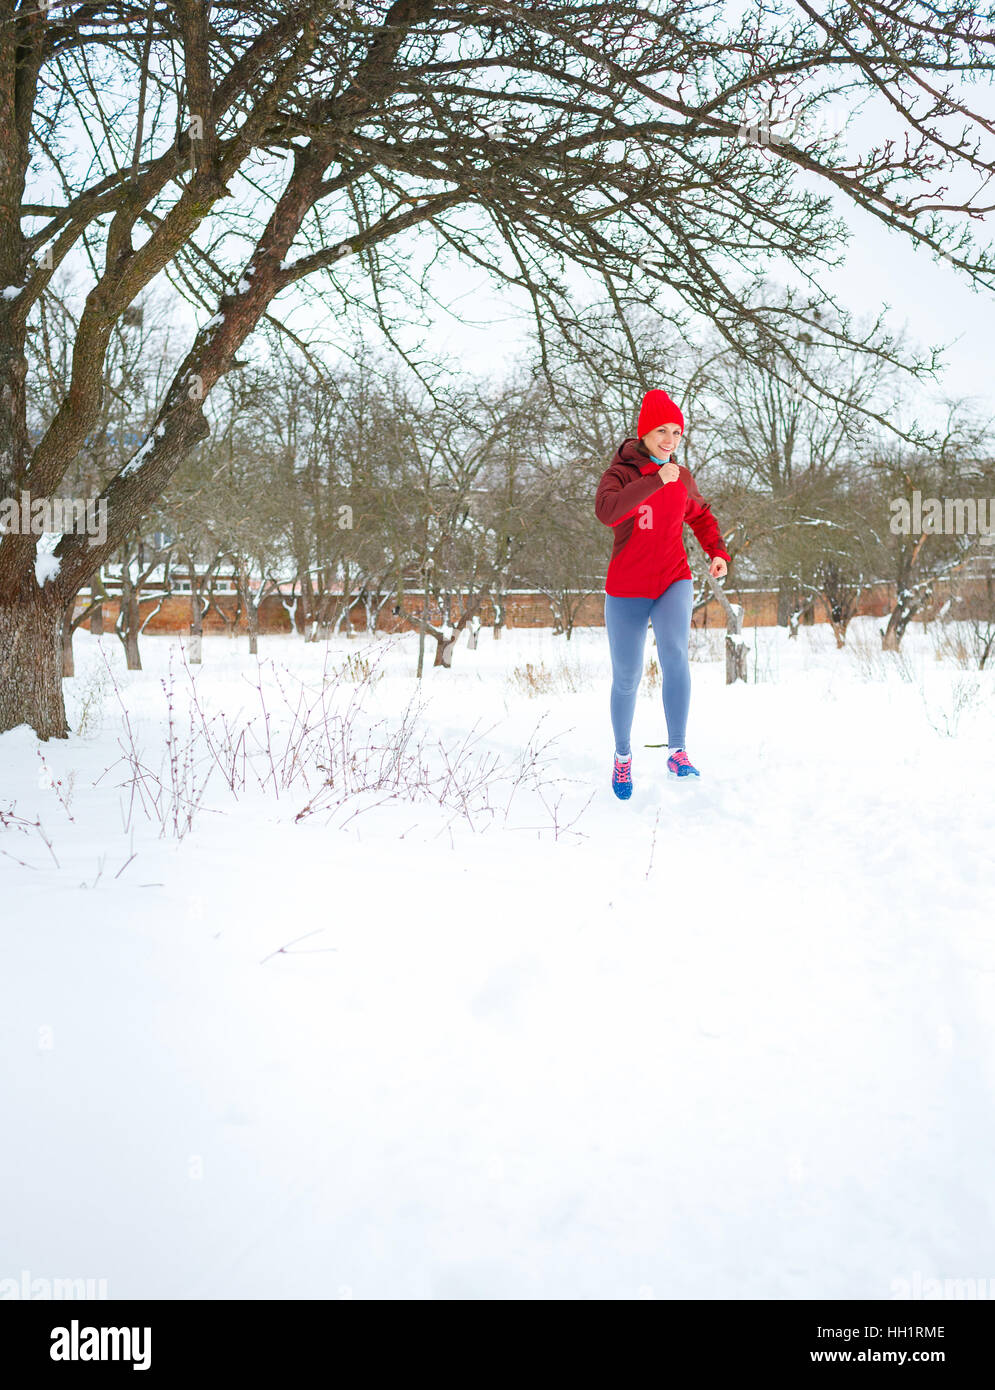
[2,619,994,1300]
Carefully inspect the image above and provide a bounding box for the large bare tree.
[2,1,993,735]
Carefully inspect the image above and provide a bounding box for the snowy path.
[2,625,994,1298]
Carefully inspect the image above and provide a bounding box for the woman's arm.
[594,463,666,527]
[681,469,731,562]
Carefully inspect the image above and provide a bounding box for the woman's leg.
[604,593,652,757]
[648,578,694,750]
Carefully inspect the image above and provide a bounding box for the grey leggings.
[604,580,694,756]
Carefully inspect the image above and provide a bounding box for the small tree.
[865,414,993,649]
[109,534,173,671]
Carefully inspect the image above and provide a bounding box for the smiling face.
[641,421,683,458]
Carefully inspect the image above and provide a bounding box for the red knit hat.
[637,389,684,438]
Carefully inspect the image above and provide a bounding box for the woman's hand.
[658,461,680,483]
[709,556,728,579]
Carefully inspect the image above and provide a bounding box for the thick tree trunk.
[281,594,300,636]
[300,571,316,638]
[61,604,76,678]
[706,577,748,685]
[417,589,429,678]
[0,590,69,739]
[247,598,259,656]
[123,592,142,670]
[306,586,329,643]
[90,601,104,637]
[725,604,749,684]
[188,590,203,664]
[787,599,814,639]
[429,597,483,669]
[881,617,910,651]
[433,629,456,667]
[777,581,797,627]
[882,587,927,651]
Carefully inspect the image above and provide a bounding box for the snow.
[120,423,166,477]
[2,619,994,1298]
[2,286,22,300]
[121,437,155,476]
[204,313,224,329]
[236,279,250,293]
[34,551,60,585]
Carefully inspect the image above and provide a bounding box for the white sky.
[413,69,995,424]
[420,211,992,409]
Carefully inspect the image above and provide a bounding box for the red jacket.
[595,439,730,598]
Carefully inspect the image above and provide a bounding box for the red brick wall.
[78,594,297,636]
[74,577,990,636]
[690,582,898,630]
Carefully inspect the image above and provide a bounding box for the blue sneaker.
[667,749,700,778]
[612,753,633,799]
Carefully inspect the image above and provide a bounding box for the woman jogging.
[594,389,731,799]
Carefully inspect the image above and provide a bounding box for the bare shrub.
[750,628,778,684]
[510,660,554,696]
[929,616,995,671]
[100,651,220,840]
[0,803,59,869]
[96,643,586,842]
[919,672,986,738]
[847,625,884,682]
[849,625,918,684]
[328,649,378,685]
[69,655,113,739]
[509,657,585,697]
